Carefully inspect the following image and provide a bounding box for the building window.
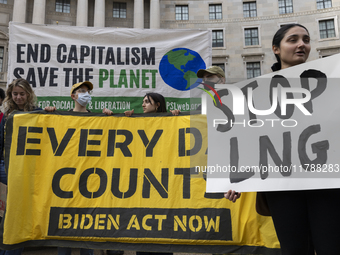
[0,0,7,4]
[317,0,332,9]
[278,0,293,14]
[317,46,340,57]
[56,0,70,13]
[244,28,259,46]
[243,2,257,18]
[213,64,225,72]
[0,47,3,73]
[209,4,222,20]
[176,5,189,20]
[319,19,336,39]
[246,62,261,79]
[212,30,224,47]
[113,2,127,18]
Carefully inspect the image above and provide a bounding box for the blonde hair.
[3,78,37,116]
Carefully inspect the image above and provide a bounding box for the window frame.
[246,61,261,79]
[113,2,127,18]
[316,0,332,9]
[243,26,261,47]
[317,16,339,40]
[175,5,189,21]
[243,1,257,18]
[55,0,70,13]
[278,0,293,14]
[316,45,340,58]
[209,4,222,20]
[211,29,224,48]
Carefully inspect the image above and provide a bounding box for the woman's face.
[12,86,28,109]
[72,84,90,100]
[142,96,159,113]
[273,26,311,69]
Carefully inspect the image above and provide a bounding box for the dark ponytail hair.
[144,93,167,113]
[272,24,309,71]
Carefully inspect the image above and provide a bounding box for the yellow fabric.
[3,112,279,250]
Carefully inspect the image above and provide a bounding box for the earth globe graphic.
[159,48,206,91]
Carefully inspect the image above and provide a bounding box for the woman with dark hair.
[258,24,340,255]
[122,93,176,116]
[271,23,311,72]
[142,92,167,113]
[104,93,176,255]
[103,92,179,116]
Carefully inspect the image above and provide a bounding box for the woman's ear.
[272,45,280,55]
[71,94,77,100]
[156,102,160,111]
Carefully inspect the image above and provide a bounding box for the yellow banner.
[1,111,279,254]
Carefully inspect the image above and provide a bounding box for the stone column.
[150,0,160,29]
[12,0,27,23]
[134,0,144,28]
[94,0,105,27]
[32,0,46,24]
[76,0,88,26]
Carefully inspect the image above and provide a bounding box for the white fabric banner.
[205,53,340,192]
[8,22,210,112]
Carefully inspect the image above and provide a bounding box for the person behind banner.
[103,92,179,116]
[196,65,226,89]
[45,81,95,255]
[46,82,126,255]
[196,67,241,202]
[45,81,93,113]
[256,23,340,255]
[0,78,42,255]
[0,79,42,185]
[194,66,226,111]
[105,92,180,117]
[104,93,175,255]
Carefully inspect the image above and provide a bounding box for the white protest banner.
[205,53,340,192]
[8,22,210,112]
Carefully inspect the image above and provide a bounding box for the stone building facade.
[0,0,340,88]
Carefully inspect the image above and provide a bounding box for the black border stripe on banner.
[0,238,280,254]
